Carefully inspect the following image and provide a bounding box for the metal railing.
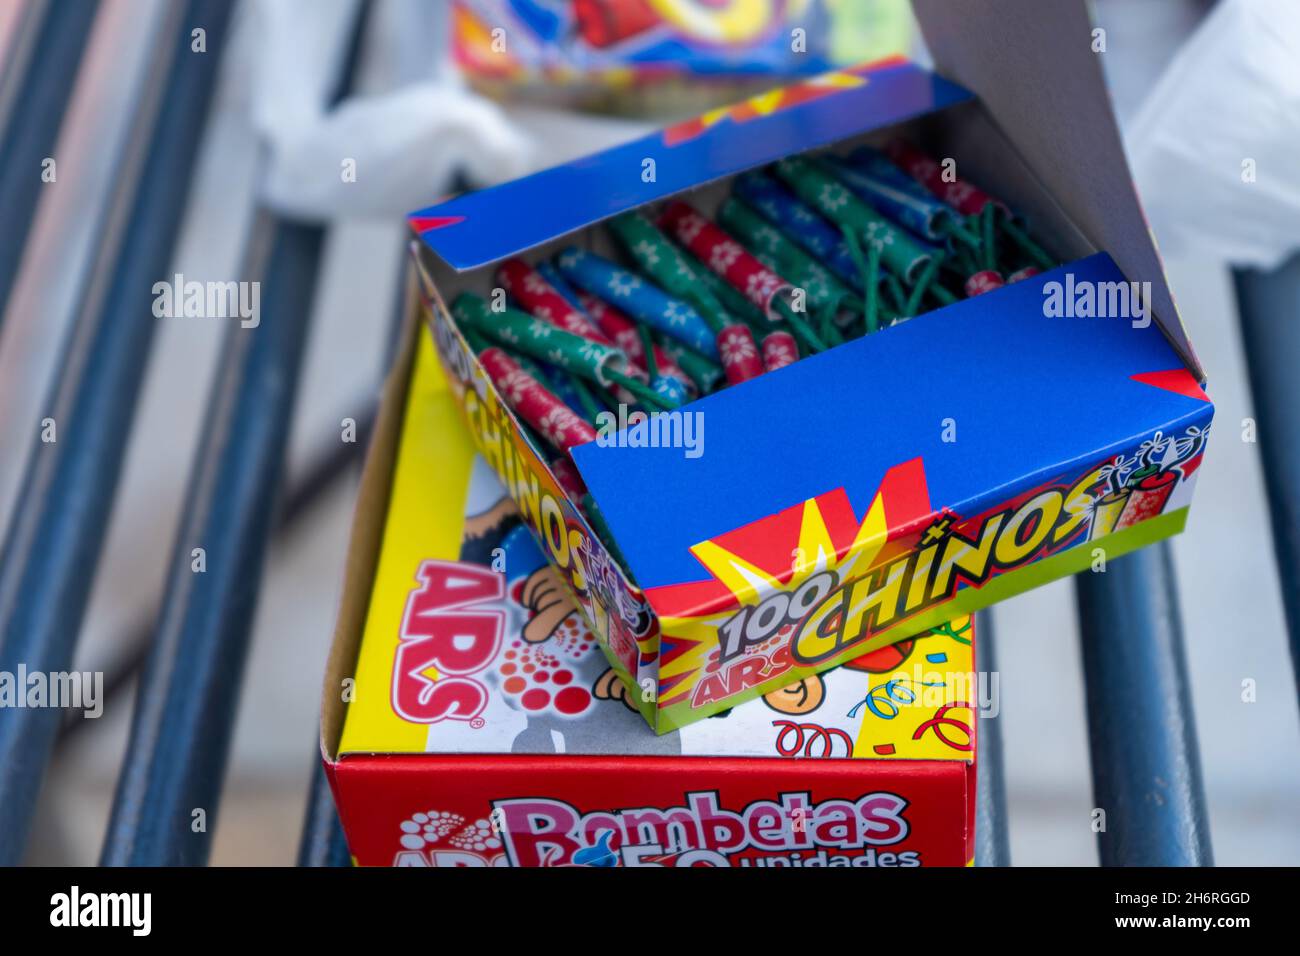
[1075,544,1213,866]
[0,0,100,326]
[0,0,1291,868]
[1233,259,1300,703]
[0,0,237,866]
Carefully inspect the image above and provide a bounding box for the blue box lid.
[410,59,973,271]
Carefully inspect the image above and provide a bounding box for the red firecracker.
[717,323,765,384]
[478,346,597,452]
[964,270,1005,297]
[886,140,999,218]
[498,258,611,347]
[761,331,799,371]
[659,201,791,318]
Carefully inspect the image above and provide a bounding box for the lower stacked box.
[324,324,978,867]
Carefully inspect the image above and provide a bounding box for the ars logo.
[393,850,508,867]
[391,560,505,723]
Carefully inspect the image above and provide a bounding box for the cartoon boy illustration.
[458,457,681,755]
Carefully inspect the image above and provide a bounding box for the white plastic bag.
[1126,0,1300,269]
[241,0,650,221]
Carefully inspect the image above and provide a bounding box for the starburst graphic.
[645,459,935,706]
[661,68,871,146]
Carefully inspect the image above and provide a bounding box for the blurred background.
[1,0,1296,865]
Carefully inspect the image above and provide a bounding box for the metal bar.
[0,0,100,322]
[60,237,406,740]
[973,609,1010,866]
[0,0,235,867]
[1074,543,1213,866]
[56,324,391,751]
[298,760,352,867]
[101,218,325,866]
[57,396,376,742]
[1233,258,1300,702]
[296,255,410,868]
[101,3,372,867]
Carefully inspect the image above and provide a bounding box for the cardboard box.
[407,3,1214,733]
[322,323,978,867]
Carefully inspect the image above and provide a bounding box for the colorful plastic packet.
[608,212,765,386]
[733,171,864,290]
[774,156,939,285]
[451,293,675,411]
[555,246,720,361]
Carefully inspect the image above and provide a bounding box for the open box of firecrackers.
[404,18,1210,734]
